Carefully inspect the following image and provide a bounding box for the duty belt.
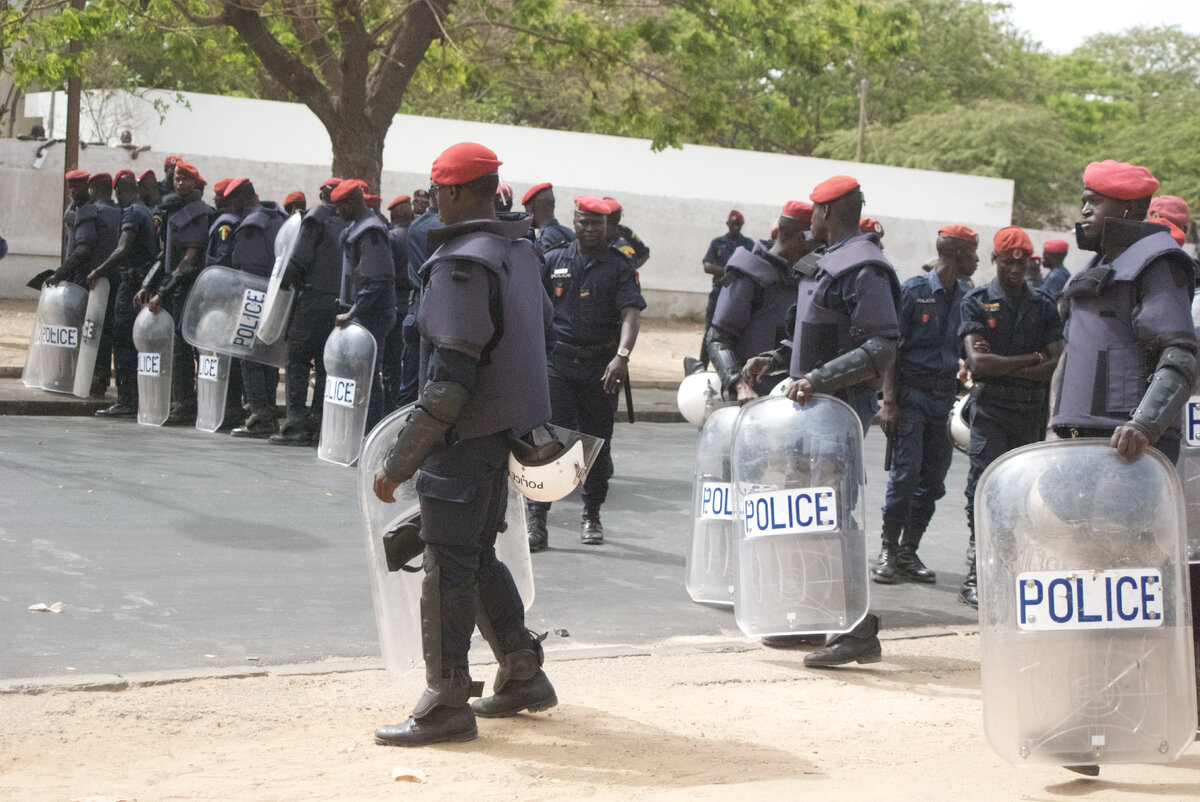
[976,382,1046,405]
[552,340,617,362]
[899,371,958,395]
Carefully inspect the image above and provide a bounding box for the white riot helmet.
[948,394,971,453]
[677,371,722,427]
[508,424,605,503]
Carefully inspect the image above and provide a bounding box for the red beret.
[65,169,89,182]
[223,177,251,197]
[137,169,156,182]
[1082,160,1159,201]
[212,178,232,195]
[387,195,411,210]
[811,175,860,204]
[522,182,553,206]
[770,224,780,240]
[321,177,343,189]
[1155,217,1186,245]
[330,179,369,203]
[728,209,744,224]
[1042,239,1069,254]
[781,201,813,224]
[284,191,307,207]
[114,169,135,182]
[859,218,884,236]
[993,226,1033,259]
[173,160,205,188]
[574,195,610,215]
[602,196,622,213]
[496,183,514,204]
[164,155,180,167]
[1148,195,1190,230]
[365,194,381,210]
[938,224,978,245]
[87,172,112,189]
[430,142,502,186]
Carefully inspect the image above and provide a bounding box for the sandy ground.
[1,632,1197,801]
[0,298,701,383]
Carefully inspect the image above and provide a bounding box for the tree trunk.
[326,114,389,192]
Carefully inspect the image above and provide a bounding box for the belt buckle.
[1070,427,1080,438]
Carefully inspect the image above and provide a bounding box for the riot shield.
[731,394,869,637]
[686,405,740,606]
[132,307,175,426]
[357,405,534,673]
[32,282,88,394]
[21,294,46,388]
[71,277,111,398]
[194,351,232,433]
[257,212,302,345]
[1179,374,1200,564]
[318,322,377,466]
[180,265,288,368]
[977,440,1197,767]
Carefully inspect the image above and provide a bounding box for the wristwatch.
[616,346,631,359]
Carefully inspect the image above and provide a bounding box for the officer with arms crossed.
[957,226,1063,608]
[742,175,900,666]
[873,225,978,586]
[527,195,646,551]
[372,142,557,746]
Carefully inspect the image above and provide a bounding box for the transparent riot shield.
[258,212,302,345]
[977,440,1197,767]
[71,277,110,398]
[318,322,377,466]
[731,394,869,637]
[21,294,46,389]
[194,351,232,433]
[357,405,534,673]
[1178,363,1200,563]
[32,282,88,394]
[686,405,740,606]
[180,265,288,368]
[132,307,175,427]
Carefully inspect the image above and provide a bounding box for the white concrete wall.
[4,88,1069,308]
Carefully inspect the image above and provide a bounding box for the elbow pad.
[381,381,470,483]
[806,336,897,395]
[1129,346,1198,444]
[707,333,741,395]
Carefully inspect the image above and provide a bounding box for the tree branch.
[280,0,342,97]
[365,0,452,128]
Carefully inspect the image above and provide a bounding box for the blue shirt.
[704,233,754,283]
[406,208,444,289]
[897,269,970,376]
[120,201,159,271]
[537,218,575,252]
[544,240,646,346]
[1041,264,1071,300]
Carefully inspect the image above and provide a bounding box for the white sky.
[999,0,1200,54]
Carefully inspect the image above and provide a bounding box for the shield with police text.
[687,405,740,606]
[132,307,175,426]
[977,440,1196,767]
[180,265,288,368]
[71,277,110,398]
[257,211,302,345]
[1178,385,1200,564]
[357,405,535,673]
[318,321,377,466]
[194,350,232,433]
[731,394,869,638]
[31,282,88,394]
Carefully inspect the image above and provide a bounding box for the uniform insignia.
[921,313,930,323]
[982,302,1000,311]
[219,225,231,241]
[987,317,996,329]
[555,286,563,297]
[579,290,590,298]
[619,245,635,258]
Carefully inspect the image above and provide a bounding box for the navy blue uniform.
[537,218,575,253]
[537,240,646,511]
[341,213,398,429]
[1040,264,1071,300]
[382,224,411,412]
[396,209,445,408]
[882,269,970,538]
[111,201,159,407]
[701,232,754,363]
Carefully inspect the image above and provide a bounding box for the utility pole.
[855,78,868,162]
[62,0,84,259]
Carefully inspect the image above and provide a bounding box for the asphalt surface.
[0,412,977,682]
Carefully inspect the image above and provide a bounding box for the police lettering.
[40,325,79,349]
[137,352,161,376]
[231,289,267,349]
[742,487,838,537]
[324,377,357,408]
[82,318,96,342]
[700,481,735,520]
[510,472,544,491]
[1016,568,1163,631]
[1186,397,1200,446]
[197,355,220,381]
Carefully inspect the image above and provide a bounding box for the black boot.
[269,416,311,446]
[375,669,480,747]
[231,404,278,438]
[527,504,549,552]
[581,505,604,545]
[804,614,882,668]
[761,634,827,648]
[958,559,978,608]
[471,629,557,718]
[871,519,902,584]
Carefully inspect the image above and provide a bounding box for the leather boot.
[871,519,903,584]
[231,404,278,438]
[374,703,477,747]
[472,618,557,718]
[269,417,310,446]
[527,504,549,552]
[958,559,978,608]
[761,634,827,648]
[804,614,882,668]
[581,505,604,545]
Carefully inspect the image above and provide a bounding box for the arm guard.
[707,332,741,395]
[1128,345,1198,444]
[805,336,897,395]
[156,259,200,299]
[381,381,471,483]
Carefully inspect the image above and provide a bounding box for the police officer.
[284,191,307,216]
[270,178,350,445]
[381,195,413,412]
[1038,239,1071,299]
[602,197,650,269]
[521,182,575,252]
[526,195,645,550]
[700,210,754,368]
[158,155,178,198]
[707,201,812,404]
[957,226,1064,607]
[742,175,900,667]
[411,187,430,217]
[137,169,161,210]
[88,171,160,418]
[395,183,446,409]
[873,225,978,586]
[1148,195,1190,248]
[86,172,123,398]
[332,179,397,431]
[372,142,555,747]
[1049,161,1199,723]
[494,183,513,213]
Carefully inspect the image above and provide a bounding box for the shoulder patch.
[219,225,232,241]
[619,245,635,258]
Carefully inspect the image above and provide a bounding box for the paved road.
[0,415,977,680]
